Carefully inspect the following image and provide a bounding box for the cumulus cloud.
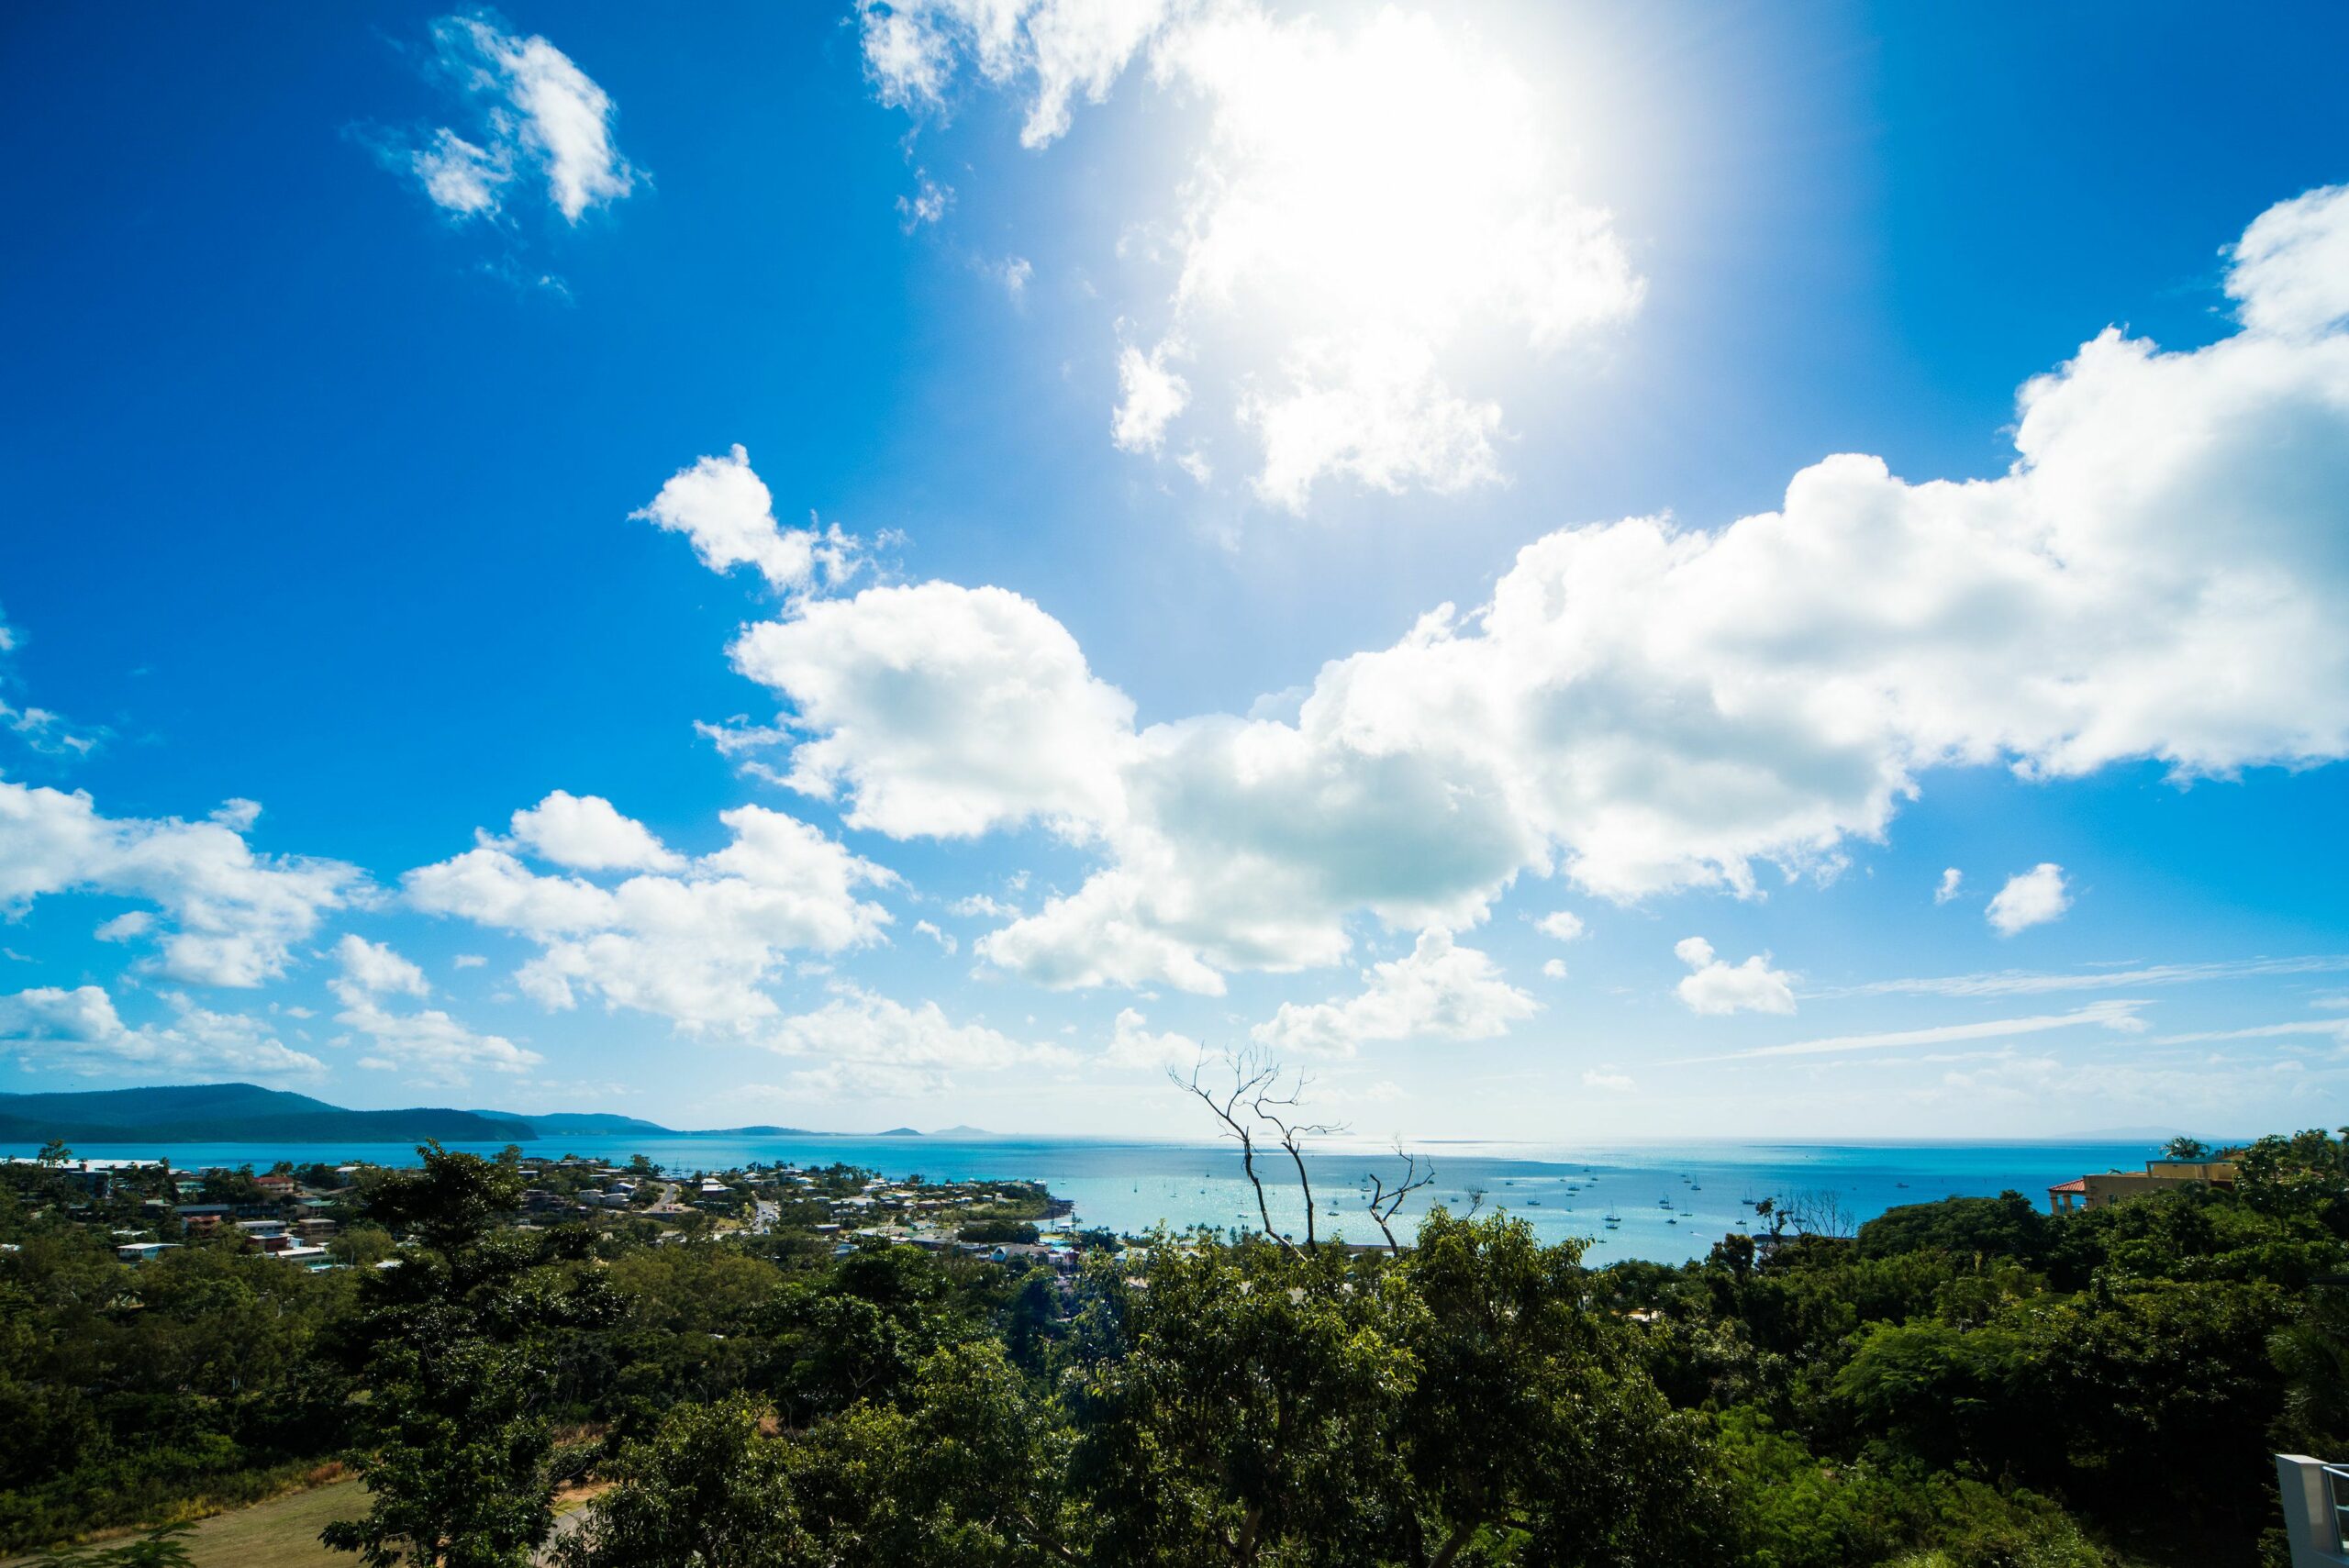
[859,0,1174,149]
[322,931,533,1084]
[1103,1006,1202,1071]
[406,797,892,1032]
[1535,910,1586,942]
[633,446,858,595]
[0,778,362,987]
[1542,958,1569,980]
[1673,937,1797,1017]
[1987,863,2072,937]
[1252,929,1535,1058]
[0,985,325,1079]
[392,16,637,224]
[763,984,1072,1096]
[694,185,2349,997]
[332,934,430,1000]
[507,789,683,873]
[860,1,1640,509]
[2225,183,2349,339]
[913,918,957,954]
[333,993,540,1085]
[1934,867,1964,905]
[728,582,1135,840]
[1112,341,1189,454]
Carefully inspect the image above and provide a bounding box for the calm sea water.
[9,1132,2162,1264]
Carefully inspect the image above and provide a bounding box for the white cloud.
[452,953,487,970]
[764,984,1073,1096]
[333,993,540,1086]
[1906,1051,2312,1121]
[1103,1006,1201,1071]
[0,609,103,761]
[1112,341,1189,454]
[727,582,1135,840]
[1582,1066,1635,1093]
[913,918,958,954]
[410,128,508,217]
[1934,867,1964,905]
[508,790,683,873]
[212,799,262,832]
[408,804,890,1032]
[898,168,952,228]
[996,255,1034,301]
[399,17,637,224]
[689,187,2349,999]
[863,2,1640,508]
[0,985,325,1079]
[948,892,1019,919]
[1252,929,1534,1057]
[1987,863,2071,937]
[1673,936,1796,1017]
[1535,910,1586,942]
[0,778,362,987]
[2225,183,2349,339]
[332,934,429,1000]
[858,0,1174,150]
[95,911,153,943]
[633,447,857,595]
[320,932,533,1085]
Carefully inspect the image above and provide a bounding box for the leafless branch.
[1171,1048,1287,1249]
[1362,1146,1438,1257]
[1249,1070,1341,1252]
[1170,1047,1343,1252]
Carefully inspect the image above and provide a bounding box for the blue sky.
[2,1,2346,1140]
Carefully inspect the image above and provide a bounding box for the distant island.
[0,1084,987,1145]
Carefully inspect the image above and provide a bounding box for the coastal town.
[1,1146,1100,1277]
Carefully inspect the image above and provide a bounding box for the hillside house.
[2047,1157,2238,1214]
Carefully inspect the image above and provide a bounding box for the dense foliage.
[1,1128,2343,1565]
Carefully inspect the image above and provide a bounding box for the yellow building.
[2047,1158,2237,1214]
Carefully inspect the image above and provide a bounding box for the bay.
[7,1131,2163,1263]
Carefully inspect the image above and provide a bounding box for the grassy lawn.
[3,1478,604,1568]
[0,1481,363,1568]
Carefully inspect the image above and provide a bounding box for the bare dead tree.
[1172,1049,1294,1250]
[1248,1069,1341,1251]
[1362,1146,1437,1256]
[1784,1186,1856,1240]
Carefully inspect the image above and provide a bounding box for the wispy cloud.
[1671,1000,2147,1064]
[2149,1018,2349,1046]
[1816,953,2349,1001]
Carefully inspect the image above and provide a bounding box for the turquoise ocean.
[6,1132,2166,1264]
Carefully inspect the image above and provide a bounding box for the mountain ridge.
[0,1084,537,1146]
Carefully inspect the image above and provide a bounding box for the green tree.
[322,1143,616,1568]
[556,1397,807,1568]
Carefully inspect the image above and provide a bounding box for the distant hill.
[0,1084,536,1146]
[930,1125,996,1138]
[877,1126,923,1137]
[498,1111,677,1138]
[704,1124,818,1137]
